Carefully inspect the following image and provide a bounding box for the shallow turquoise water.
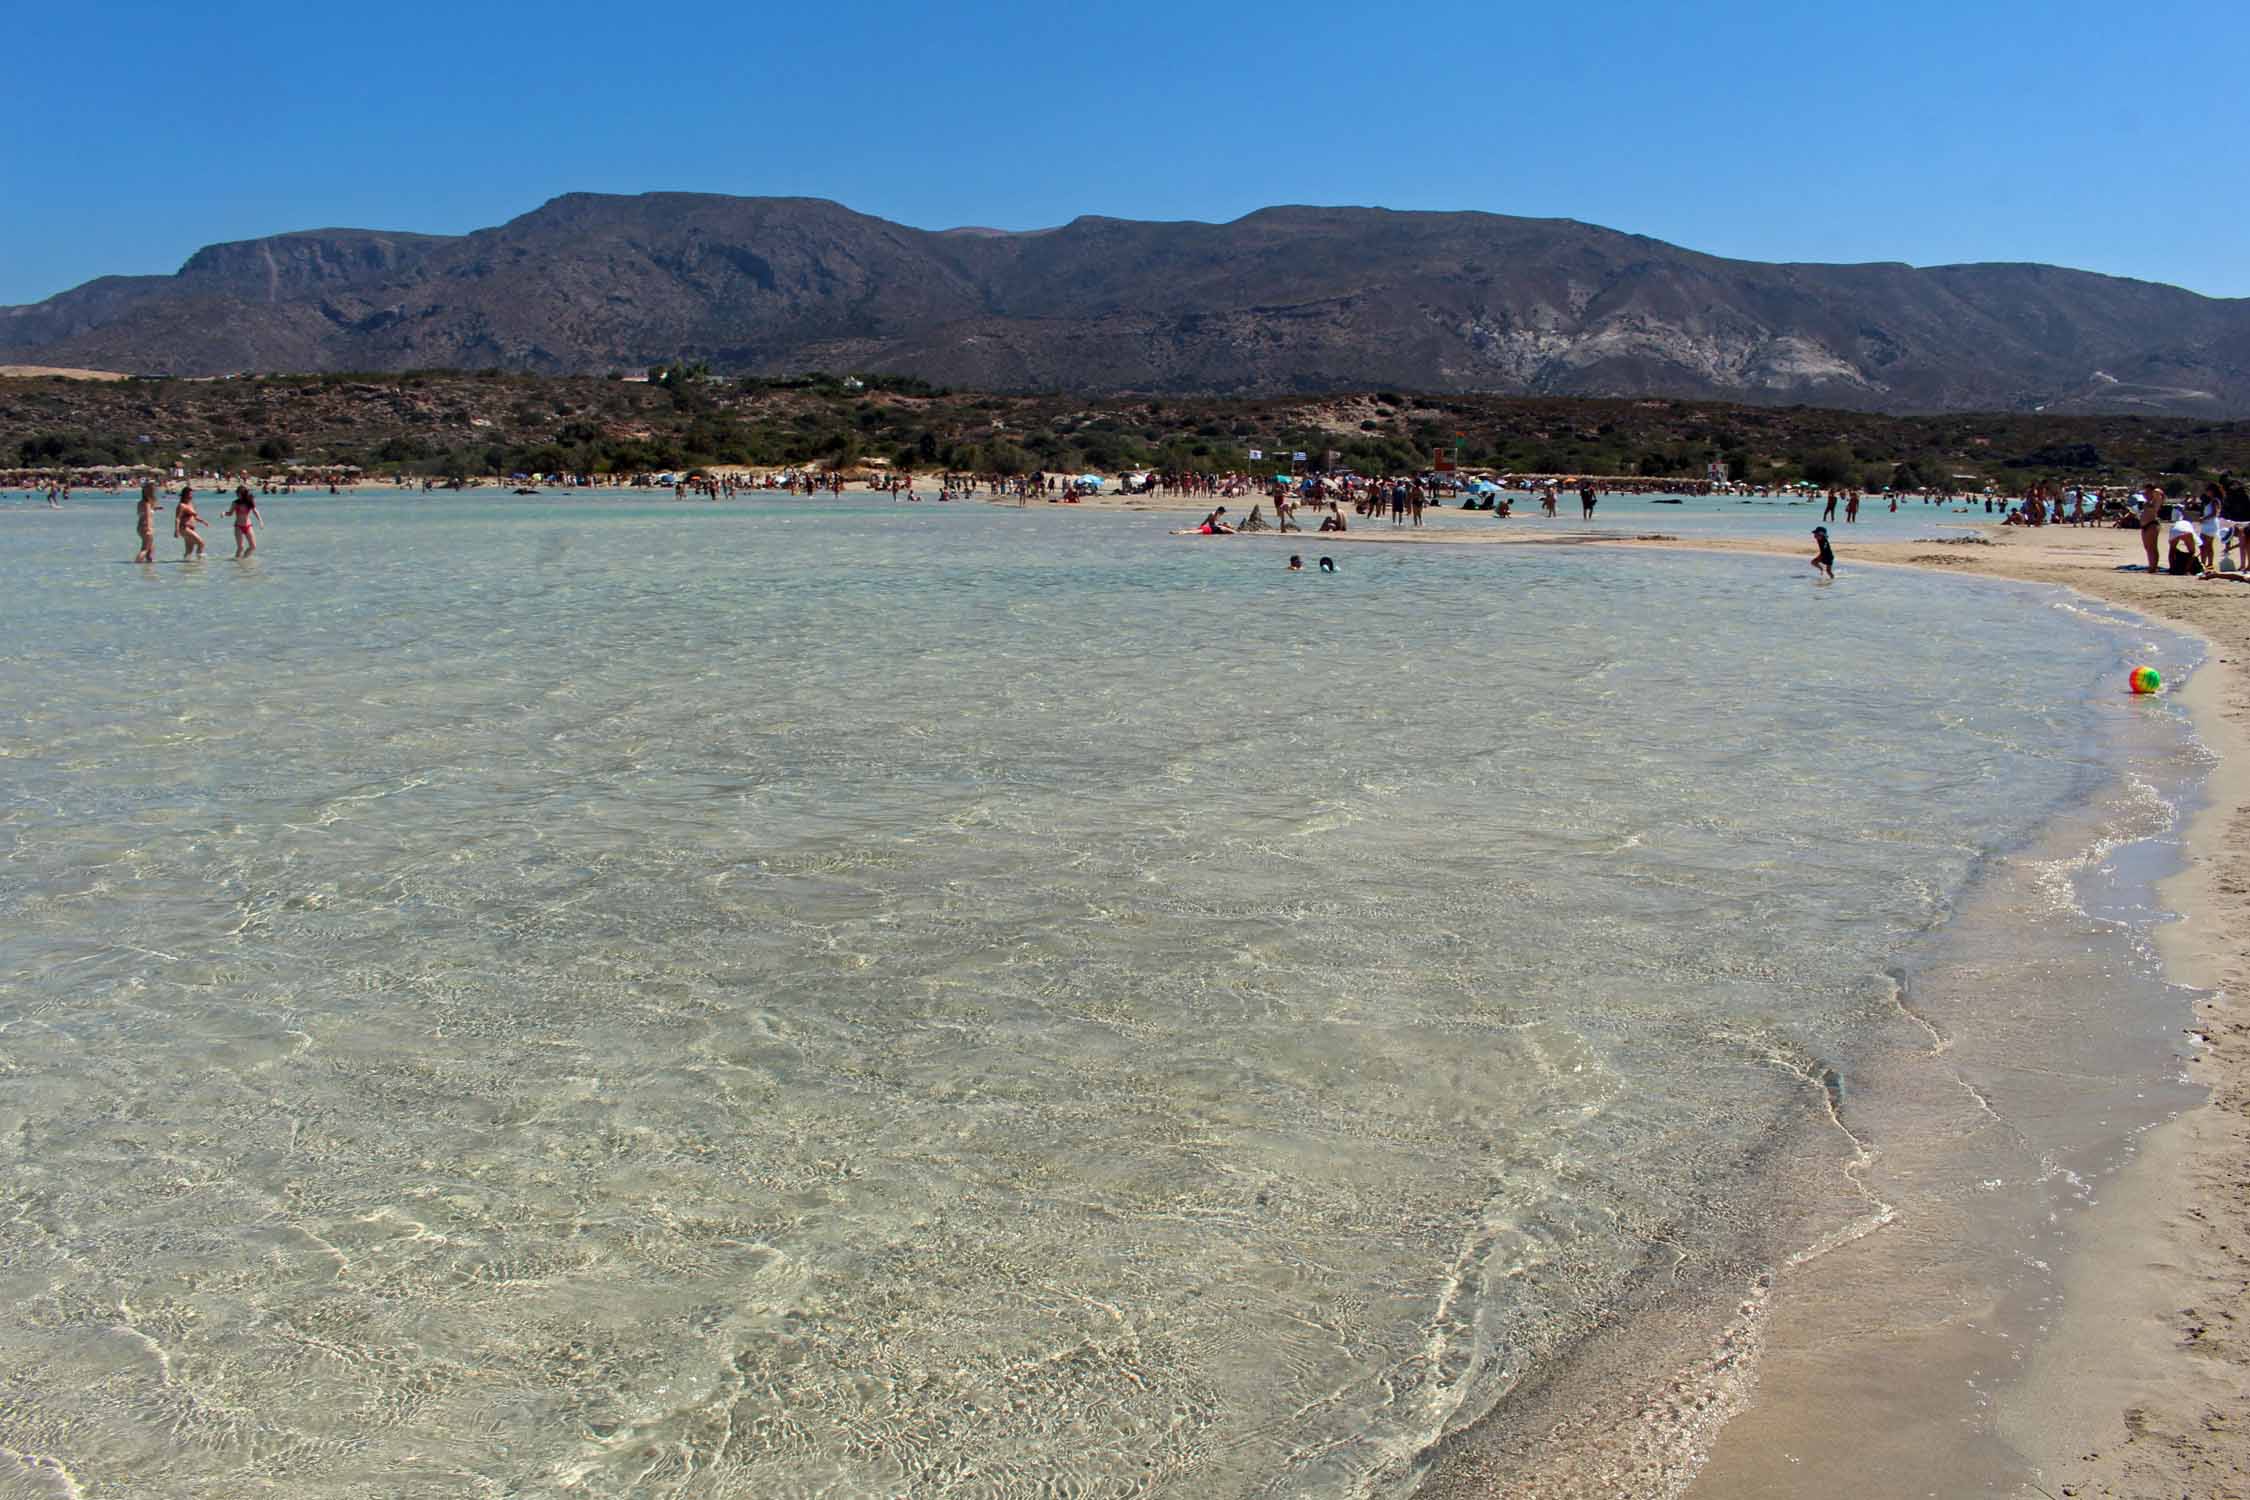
[1353,486,1992,542]
[0,494,2201,1496]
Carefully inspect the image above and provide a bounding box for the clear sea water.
[1367,486,1994,543]
[0,490,2203,1497]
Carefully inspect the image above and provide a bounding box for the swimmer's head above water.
[1318,556,1336,572]
[1287,554,1302,571]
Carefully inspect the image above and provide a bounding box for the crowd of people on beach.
[2128,481,2250,576]
[0,466,352,496]
[2001,482,2112,527]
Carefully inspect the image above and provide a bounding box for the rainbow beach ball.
[2129,665,2163,695]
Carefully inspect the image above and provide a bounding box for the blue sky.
[6,0,2244,306]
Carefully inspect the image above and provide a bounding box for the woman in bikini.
[175,487,208,560]
[2139,487,2165,574]
[223,486,260,558]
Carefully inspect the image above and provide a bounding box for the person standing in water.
[1809,525,1836,580]
[175,487,207,560]
[134,480,160,563]
[223,486,260,558]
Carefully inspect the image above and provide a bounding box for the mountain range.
[6,193,2248,416]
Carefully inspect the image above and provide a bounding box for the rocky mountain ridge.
[5,193,2247,415]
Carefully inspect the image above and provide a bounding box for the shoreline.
[1991,575,2250,1500]
[16,483,2244,1489]
[1312,522,2250,1496]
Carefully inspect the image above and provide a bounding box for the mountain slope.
[5,194,2246,414]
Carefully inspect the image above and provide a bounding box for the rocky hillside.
[5,195,2247,415]
[10,370,2250,493]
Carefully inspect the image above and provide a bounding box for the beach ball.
[2129,665,2163,695]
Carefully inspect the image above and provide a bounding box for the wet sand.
[1209,518,2250,1497]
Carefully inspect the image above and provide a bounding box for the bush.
[1800,447,1856,487]
[17,430,130,466]
[861,374,944,397]
[981,441,1030,476]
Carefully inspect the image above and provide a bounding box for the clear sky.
[6,0,2245,306]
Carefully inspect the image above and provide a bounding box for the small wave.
[1882,967,1948,1054]
[2025,769,2180,914]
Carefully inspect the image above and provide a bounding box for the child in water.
[1809,525,1835,580]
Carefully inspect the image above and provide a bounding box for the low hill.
[7,370,2249,492]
